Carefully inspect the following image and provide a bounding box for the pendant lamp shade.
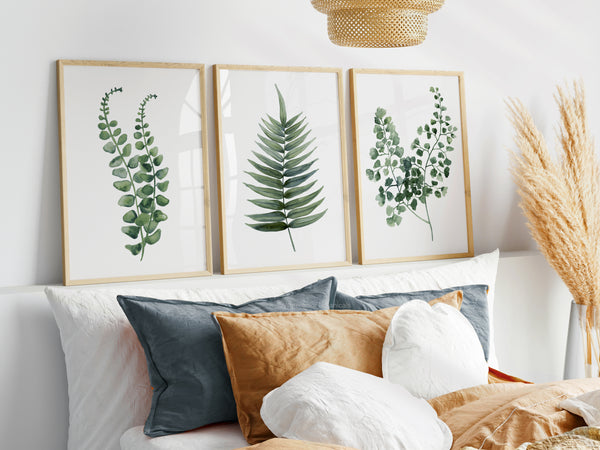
[311,0,445,48]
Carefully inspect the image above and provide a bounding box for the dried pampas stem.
[508,81,600,306]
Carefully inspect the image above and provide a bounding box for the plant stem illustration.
[97,87,170,260]
[245,84,327,252]
[365,86,458,240]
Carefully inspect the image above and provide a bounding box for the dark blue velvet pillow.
[117,277,336,437]
[332,284,490,361]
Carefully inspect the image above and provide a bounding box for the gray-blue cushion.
[332,284,490,361]
[117,277,336,437]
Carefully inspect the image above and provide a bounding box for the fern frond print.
[245,84,327,252]
[97,88,170,260]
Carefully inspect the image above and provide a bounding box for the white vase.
[564,301,600,379]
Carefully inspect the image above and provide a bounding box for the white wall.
[2,0,600,287]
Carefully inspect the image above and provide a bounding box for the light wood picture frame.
[350,69,474,264]
[57,60,212,285]
[214,64,352,274]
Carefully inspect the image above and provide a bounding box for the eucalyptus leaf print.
[97,87,170,260]
[245,84,327,252]
[366,86,458,240]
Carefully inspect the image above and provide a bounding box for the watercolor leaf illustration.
[245,84,327,252]
[366,86,457,240]
[97,88,170,260]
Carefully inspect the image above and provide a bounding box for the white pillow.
[45,284,290,450]
[382,301,488,399]
[261,362,452,450]
[338,249,499,366]
[560,390,600,426]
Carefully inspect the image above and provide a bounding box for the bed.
[42,250,600,450]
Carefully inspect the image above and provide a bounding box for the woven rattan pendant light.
[311,0,445,47]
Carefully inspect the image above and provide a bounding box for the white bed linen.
[120,423,247,450]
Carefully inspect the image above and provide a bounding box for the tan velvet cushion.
[213,290,462,444]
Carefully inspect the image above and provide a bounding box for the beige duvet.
[237,376,600,450]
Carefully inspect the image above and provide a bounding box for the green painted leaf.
[284,180,317,199]
[128,155,139,168]
[284,131,310,152]
[113,128,121,136]
[289,209,327,229]
[145,219,158,234]
[133,172,144,183]
[248,160,282,179]
[149,147,159,157]
[275,84,287,125]
[136,184,154,198]
[286,197,324,219]
[112,168,128,178]
[286,187,323,210]
[258,133,284,152]
[139,173,154,183]
[134,213,151,227]
[153,210,168,222]
[109,155,123,167]
[153,155,163,166]
[285,112,302,130]
[285,139,315,159]
[109,120,118,127]
[103,142,116,153]
[123,210,137,223]
[138,155,149,163]
[283,149,315,170]
[246,222,288,232]
[139,198,154,213]
[98,123,107,130]
[156,195,169,206]
[255,143,284,162]
[261,118,285,138]
[135,141,144,150]
[147,136,154,146]
[286,123,308,143]
[121,225,140,239]
[248,199,284,210]
[156,168,169,179]
[122,143,132,157]
[145,229,161,245]
[157,181,169,192]
[99,131,110,140]
[113,180,131,192]
[284,170,317,188]
[246,211,286,222]
[134,132,142,139]
[283,160,316,178]
[116,134,127,145]
[118,195,135,207]
[251,151,283,171]
[125,243,142,255]
[246,171,283,189]
[245,183,282,200]
[259,124,285,144]
[285,118,306,138]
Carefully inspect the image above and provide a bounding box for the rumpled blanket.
[430,377,600,449]
[237,374,600,450]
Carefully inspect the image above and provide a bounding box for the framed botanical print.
[350,69,473,264]
[57,60,212,285]
[214,64,352,274]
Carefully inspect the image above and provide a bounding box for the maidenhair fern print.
[244,84,327,252]
[366,86,458,240]
[97,87,170,260]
